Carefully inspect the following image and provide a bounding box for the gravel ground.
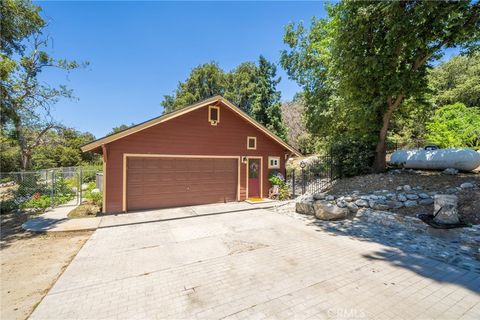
[1,213,91,320]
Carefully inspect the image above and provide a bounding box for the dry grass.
[67,201,100,219]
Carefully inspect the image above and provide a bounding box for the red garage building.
[82,96,300,213]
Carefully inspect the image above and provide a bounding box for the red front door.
[248,158,260,198]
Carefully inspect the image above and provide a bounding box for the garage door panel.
[127,157,237,211]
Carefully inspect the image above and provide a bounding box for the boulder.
[325,195,335,201]
[369,200,390,210]
[355,199,369,207]
[313,201,349,220]
[406,194,419,200]
[313,192,327,200]
[434,194,459,224]
[404,200,417,207]
[336,200,348,208]
[460,182,474,189]
[418,193,430,199]
[403,185,412,192]
[386,201,404,209]
[295,201,314,215]
[347,202,359,213]
[443,168,459,175]
[419,198,434,205]
[397,194,407,202]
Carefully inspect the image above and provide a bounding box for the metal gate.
[286,154,340,198]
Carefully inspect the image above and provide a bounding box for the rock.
[360,195,370,200]
[418,193,430,199]
[343,196,353,202]
[386,193,396,199]
[443,168,458,175]
[434,194,459,224]
[386,201,404,209]
[296,201,314,215]
[313,200,349,220]
[396,186,403,191]
[404,200,417,207]
[336,200,348,208]
[403,185,412,192]
[419,198,434,205]
[347,202,359,213]
[369,200,390,210]
[370,195,379,200]
[406,194,419,200]
[460,182,474,189]
[397,194,407,202]
[390,169,402,175]
[313,192,327,200]
[446,187,459,194]
[325,195,335,201]
[355,199,369,207]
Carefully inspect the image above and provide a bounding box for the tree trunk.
[372,95,405,173]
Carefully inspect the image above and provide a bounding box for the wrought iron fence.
[0,167,102,213]
[286,154,340,198]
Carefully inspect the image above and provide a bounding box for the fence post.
[292,170,296,198]
[299,161,306,195]
[79,169,83,204]
[50,170,55,208]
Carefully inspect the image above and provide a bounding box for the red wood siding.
[104,102,289,213]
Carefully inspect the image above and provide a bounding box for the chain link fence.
[0,167,102,214]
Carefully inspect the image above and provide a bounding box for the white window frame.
[247,136,257,150]
[208,105,220,125]
[268,156,280,169]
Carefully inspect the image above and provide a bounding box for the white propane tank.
[390,148,480,171]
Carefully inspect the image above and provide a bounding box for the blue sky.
[36,1,327,138]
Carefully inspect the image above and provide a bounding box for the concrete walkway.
[22,200,284,232]
[30,206,480,320]
[22,200,101,232]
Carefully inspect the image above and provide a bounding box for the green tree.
[250,56,287,140]
[1,0,87,170]
[31,128,98,169]
[161,57,288,140]
[161,62,226,113]
[108,123,134,135]
[282,0,480,172]
[429,54,480,108]
[425,103,480,148]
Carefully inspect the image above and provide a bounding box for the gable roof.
[81,95,301,156]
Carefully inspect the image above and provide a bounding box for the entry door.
[248,158,260,198]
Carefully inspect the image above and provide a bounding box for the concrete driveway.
[31,203,479,319]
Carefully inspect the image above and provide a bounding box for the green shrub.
[268,174,284,186]
[1,199,18,214]
[21,194,51,209]
[88,191,102,207]
[329,135,376,178]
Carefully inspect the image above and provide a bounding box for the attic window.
[209,106,220,125]
[247,136,257,150]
